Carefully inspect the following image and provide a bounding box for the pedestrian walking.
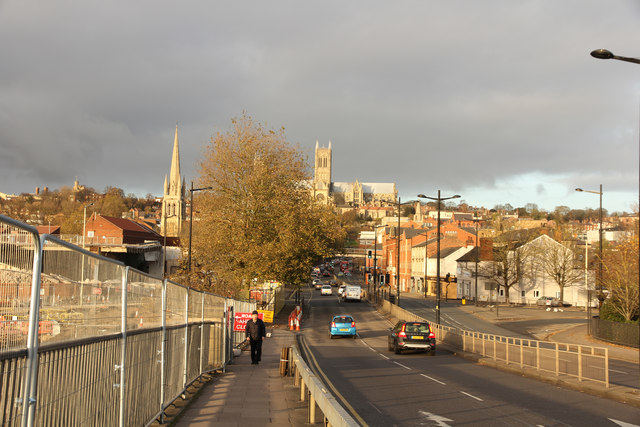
[245,310,266,365]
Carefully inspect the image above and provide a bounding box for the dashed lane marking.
[394,361,411,370]
[380,354,390,360]
[460,391,484,401]
[420,373,446,385]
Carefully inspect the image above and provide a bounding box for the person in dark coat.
[245,310,266,365]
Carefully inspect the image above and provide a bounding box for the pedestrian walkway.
[175,328,308,426]
[549,323,639,364]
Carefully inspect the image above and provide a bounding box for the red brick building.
[85,214,162,245]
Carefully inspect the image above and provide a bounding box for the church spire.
[169,123,181,196]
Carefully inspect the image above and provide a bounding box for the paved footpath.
[176,328,309,426]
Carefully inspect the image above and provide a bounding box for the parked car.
[388,320,436,355]
[330,315,357,339]
[536,296,561,307]
[321,285,332,296]
[338,284,346,296]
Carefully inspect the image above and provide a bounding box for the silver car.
[536,296,561,307]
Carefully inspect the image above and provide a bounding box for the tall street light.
[82,202,94,248]
[418,191,461,325]
[163,212,177,278]
[188,182,213,272]
[388,198,414,305]
[372,224,385,303]
[590,47,640,376]
[472,212,481,306]
[575,185,603,334]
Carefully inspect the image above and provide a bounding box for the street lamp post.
[576,185,603,335]
[163,212,177,278]
[373,224,385,303]
[188,182,213,272]
[82,202,94,248]
[417,192,461,325]
[80,202,94,306]
[473,212,480,306]
[590,47,640,359]
[388,198,414,305]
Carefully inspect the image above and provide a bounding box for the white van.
[344,285,361,302]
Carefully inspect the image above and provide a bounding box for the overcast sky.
[1,1,639,212]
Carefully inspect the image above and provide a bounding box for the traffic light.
[367,273,372,283]
[367,250,372,259]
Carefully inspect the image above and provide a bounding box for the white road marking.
[368,401,383,414]
[586,365,628,374]
[380,354,390,360]
[420,373,446,385]
[394,361,411,370]
[609,419,640,427]
[460,391,484,401]
[418,410,453,427]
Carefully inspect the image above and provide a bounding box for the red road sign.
[233,312,264,332]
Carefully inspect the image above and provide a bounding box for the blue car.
[330,315,357,339]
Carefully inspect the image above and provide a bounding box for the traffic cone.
[295,317,300,331]
[138,317,144,328]
[289,317,294,331]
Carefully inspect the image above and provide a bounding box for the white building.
[456,235,596,307]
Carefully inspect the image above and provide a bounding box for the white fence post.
[200,292,205,377]
[578,345,582,382]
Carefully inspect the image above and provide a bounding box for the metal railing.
[0,214,254,427]
[376,298,611,388]
[286,346,359,427]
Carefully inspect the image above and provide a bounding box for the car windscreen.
[334,316,353,323]
[404,323,430,333]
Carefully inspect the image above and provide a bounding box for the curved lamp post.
[590,48,639,360]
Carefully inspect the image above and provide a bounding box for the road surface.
[300,284,640,426]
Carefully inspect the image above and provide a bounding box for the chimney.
[479,238,493,261]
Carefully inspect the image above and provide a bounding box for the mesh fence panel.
[164,282,187,404]
[126,270,162,330]
[40,238,124,344]
[0,224,37,352]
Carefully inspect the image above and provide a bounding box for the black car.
[388,320,436,355]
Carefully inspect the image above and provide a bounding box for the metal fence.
[0,214,254,427]
[592,316,639,348]
[377,298,611,388]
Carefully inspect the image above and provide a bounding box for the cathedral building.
[311,141,397,207]
[161,125,186,238]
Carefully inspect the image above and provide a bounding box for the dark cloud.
[0,1,638,210]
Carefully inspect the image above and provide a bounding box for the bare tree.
[534,236,583,303]
[481,231,536,303]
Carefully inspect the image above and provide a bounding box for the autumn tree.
[600,236,639,322]
[188,115,344,296]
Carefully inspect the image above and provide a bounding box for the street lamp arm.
[591,49,640,65]
[191,186,213,193]
[575,188,602,195]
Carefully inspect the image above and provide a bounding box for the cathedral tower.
[161,124,186,237]
[313,140,332,203]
